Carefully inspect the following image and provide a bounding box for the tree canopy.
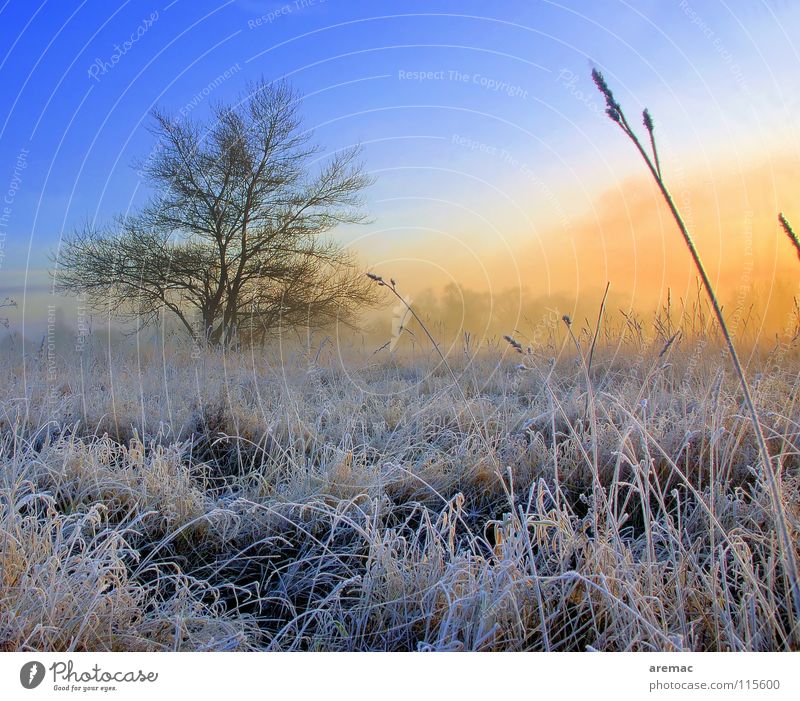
[55,78,377,346]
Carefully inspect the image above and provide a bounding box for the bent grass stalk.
[592,68,800,642]
[366,274,470,407]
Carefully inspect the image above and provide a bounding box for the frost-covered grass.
[1,322,799,651]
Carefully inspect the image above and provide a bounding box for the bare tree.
[54,79,378,346]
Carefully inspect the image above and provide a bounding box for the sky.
[1,0,799,342]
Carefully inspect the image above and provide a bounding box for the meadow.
[2,300,799,651]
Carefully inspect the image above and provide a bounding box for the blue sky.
[1,0,799,334]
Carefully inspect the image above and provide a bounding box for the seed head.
[503,334,523,353]
[779,213,800,262]
[643,108,654,133]
[591,68,612,99]
[592,68,621,122]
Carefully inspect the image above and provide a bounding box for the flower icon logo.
[20,661,45,689]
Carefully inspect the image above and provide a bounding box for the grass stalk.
[592,68,800,642]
